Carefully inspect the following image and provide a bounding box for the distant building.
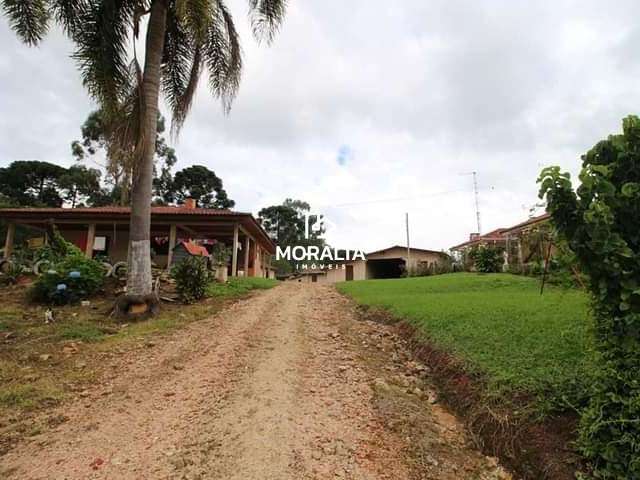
[450,213,551,270]
[292,245,450,284]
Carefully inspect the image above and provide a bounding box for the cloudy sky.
[2,1,640,252]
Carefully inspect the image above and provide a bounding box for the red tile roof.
[500,213,550,234]
[180,241,209,257]
[0,205,277,253]
[450,213,551,251]
[450,228,507,251]
[0,206,239,216]
[367,245,448,256]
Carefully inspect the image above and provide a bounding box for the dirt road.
[1,283,511,479]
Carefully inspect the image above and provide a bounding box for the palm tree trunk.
[120,168,130,206]
[126,0,167,297]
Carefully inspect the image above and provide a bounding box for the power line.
[318,188,471,209]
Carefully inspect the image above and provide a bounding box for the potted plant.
[209,241,232,283]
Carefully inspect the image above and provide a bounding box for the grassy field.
[338,273,593,412]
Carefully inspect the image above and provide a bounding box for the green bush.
[539,115,640,479]
[171,256,209,303]
[30,254,105,305]
[469,245,503,273]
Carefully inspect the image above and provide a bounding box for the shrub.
[30,254,105,305]
[469,245,503,273]
[171,256,209,303]
[539,115,640,479]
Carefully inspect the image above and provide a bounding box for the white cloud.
[2,0,640,251]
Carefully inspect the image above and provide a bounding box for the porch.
[0,205,276,278]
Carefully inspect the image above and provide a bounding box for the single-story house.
[450,213,552,270]
[0,202,276,278]
[294,245,450,284]
[450,228,508,254]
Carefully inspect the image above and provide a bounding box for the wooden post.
[85,223,96,258]
[255,245,262,277]
[505,235,511,268]
[517,238,523,266]
[231,223,239,276]
[244,236,250,276]
[3,222,15,259]
[167,224,177,268]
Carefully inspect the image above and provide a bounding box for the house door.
[345,265,354,281]
[311,274,317,283]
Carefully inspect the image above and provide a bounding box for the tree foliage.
[72,110,178,205]
[58,164,102,207]
[165,165,234,208]
[468,245,503,273]
[0,160,104,207]
[0,160,67,206]
[258,199,326,274]
[538,115,640,479]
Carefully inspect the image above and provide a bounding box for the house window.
[93,236,107,252]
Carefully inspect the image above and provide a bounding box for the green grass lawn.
[338,273,594,412]
[206,276,279,298]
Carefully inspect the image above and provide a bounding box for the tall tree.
[168,165,234,208]
[258,198,325,274]
[3,0,287,299]
[0,160,67,206]
[72,110,177,206]
[58,164,102,207]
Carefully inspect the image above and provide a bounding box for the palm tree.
[2,0,287,302]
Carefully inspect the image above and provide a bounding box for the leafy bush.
[171,256,209,303]
[469,245,503,273]
[30,254,105,305]
[539,115,640,479]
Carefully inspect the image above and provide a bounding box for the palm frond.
[71,0,134,113]
[1,0,50,45]
[248,0,286,44]
[203,0,242,113]
[50,0,87,36]
[105,63,143,182]
[162,8,201,134]
[172,46,201,135]
[176,0,212,43]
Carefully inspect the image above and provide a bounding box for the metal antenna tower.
[472,171,481,234]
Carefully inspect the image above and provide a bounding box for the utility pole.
[405,212,411,274]
[472,171,481,234]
